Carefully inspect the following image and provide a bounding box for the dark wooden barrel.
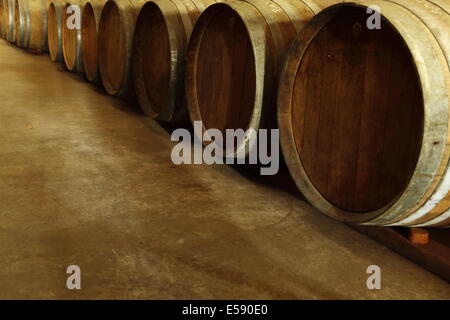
[98,0,145,97]
[133,0,216,121]
[14,0,48,50]
[278,1,450,227]
[47,1,64,61]
[185,0,342,157]
[81,0,105,81]
[62,1,84,72]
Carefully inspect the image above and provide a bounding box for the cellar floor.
[0,40,448,299]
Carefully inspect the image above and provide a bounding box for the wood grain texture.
[0,0,4,37]
[62,1,85,72]
[98,0,145,98]
[278,1,450,226]
[133,0,216,122]
[81,0,105,82]
[185,0,340,157]
[194,4,257,138]
[382,0,450,227]
[47,1,64,62]
[3,0,16,41]
[292,6,423,213]
[14,0,48,50]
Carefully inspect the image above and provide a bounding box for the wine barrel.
[133,0,216,121]
[278,1,450,227]
[81,0,105,81]
[14,0,48,50]
[1,0,5,38]
[3,0,15,41]
[185,0,342,157]
[47,1,64,61]
[98,0,145,98]
[62,1,84,72]
[2,0,9,40]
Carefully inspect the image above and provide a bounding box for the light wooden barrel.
[185,0,342,157]
[62,1,84,72]
[98,0,145,97]
[278,0,450,227]
[133,0,216,121]
[14,0,48,50]
[47,1,64,61]
[81,0,105,81]
[3,0,15,41]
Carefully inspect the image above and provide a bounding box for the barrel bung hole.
[195,7,256,148]
[136,3,170,116]
[82,3,98,79]
[292,7,423,213]
[98,1,126,94]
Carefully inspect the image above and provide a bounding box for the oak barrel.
[62,1,84,72]
[3,0,15,41]
[47,0,64,61]
[278,1,450,226]
[14,0,48,50]
[185,0,342,157]
[133,0,216,121]
[81,0,105,81]
[98,0,145,97]
[0,0,5,38]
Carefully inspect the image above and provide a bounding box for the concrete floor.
[0,39,448,300]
